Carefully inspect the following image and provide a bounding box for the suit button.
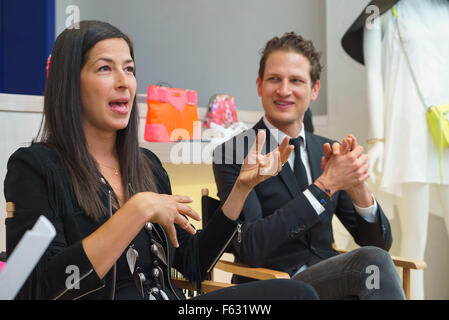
[289,225,305,238]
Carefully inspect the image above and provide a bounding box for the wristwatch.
[308,183,330,206]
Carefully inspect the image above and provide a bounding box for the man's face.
[257,50,320,135]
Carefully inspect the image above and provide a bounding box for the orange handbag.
[144,85,201,142]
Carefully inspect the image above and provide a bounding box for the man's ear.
[311,79,321,101]
[256,77,262,97]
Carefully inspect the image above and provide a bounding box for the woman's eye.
[125,66,135,73]
[98,65,111,72]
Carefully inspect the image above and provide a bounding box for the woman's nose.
[115,69,129,89]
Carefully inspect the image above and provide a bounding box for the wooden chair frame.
[4,194,425,299]
[174,189,427,299]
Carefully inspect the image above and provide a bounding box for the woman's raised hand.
[237,130,293,189]
[221,130,293,221]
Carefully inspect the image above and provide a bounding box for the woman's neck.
[84,125,118,163]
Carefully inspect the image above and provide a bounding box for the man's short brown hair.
[258,32,322,86]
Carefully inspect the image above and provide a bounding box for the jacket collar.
[304,131,323,182]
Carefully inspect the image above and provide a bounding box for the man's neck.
[263,116,303,138]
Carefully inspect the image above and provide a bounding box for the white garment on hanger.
[380,0,449,196]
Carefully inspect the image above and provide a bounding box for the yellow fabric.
[426,104,449,183]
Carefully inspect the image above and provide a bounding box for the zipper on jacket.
[53,268,98,300]
[107,190,117,300]
[73,283,106,300]
[206,223,241,273]
[54,184,117,300]
[237,223,242,243]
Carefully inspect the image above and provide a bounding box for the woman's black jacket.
[4,143,238,299]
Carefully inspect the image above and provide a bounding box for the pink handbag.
[203,94,238,128]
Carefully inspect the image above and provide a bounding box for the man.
[213,32,405,299]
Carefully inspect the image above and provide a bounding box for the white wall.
[55,0,328,115]
[324,0,449,299]
[0,106,44,256]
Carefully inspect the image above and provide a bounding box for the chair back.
[201,188,221,229]
[201,188,234,255]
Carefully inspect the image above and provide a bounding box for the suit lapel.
[279,164,301,198]
[305,132,324,180]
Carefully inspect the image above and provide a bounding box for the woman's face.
[80,38,137,137]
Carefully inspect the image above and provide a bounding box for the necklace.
[98,162,119,175]
[126,223,170,300]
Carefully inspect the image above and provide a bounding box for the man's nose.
[276,79,291,96]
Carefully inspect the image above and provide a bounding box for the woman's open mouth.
[109,99,129,115]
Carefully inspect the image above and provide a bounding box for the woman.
[4,21,318,300]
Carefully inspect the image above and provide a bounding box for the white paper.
[0,215,56,300]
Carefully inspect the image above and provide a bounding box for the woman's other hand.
[125,192,201,248]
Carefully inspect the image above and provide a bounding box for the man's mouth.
[274,100,294,109]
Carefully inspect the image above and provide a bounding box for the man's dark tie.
[289,137,309,192]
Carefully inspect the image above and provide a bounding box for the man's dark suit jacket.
[213,118,392,281]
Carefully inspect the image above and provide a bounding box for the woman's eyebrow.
[93,57,134,64]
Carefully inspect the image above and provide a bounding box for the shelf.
[140,140,220,164]
[1,93,328,164]
[0,93,264,123]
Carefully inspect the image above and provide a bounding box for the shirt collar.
[262,115,307,149]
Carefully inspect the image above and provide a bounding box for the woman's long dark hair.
[36,20,158,221]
